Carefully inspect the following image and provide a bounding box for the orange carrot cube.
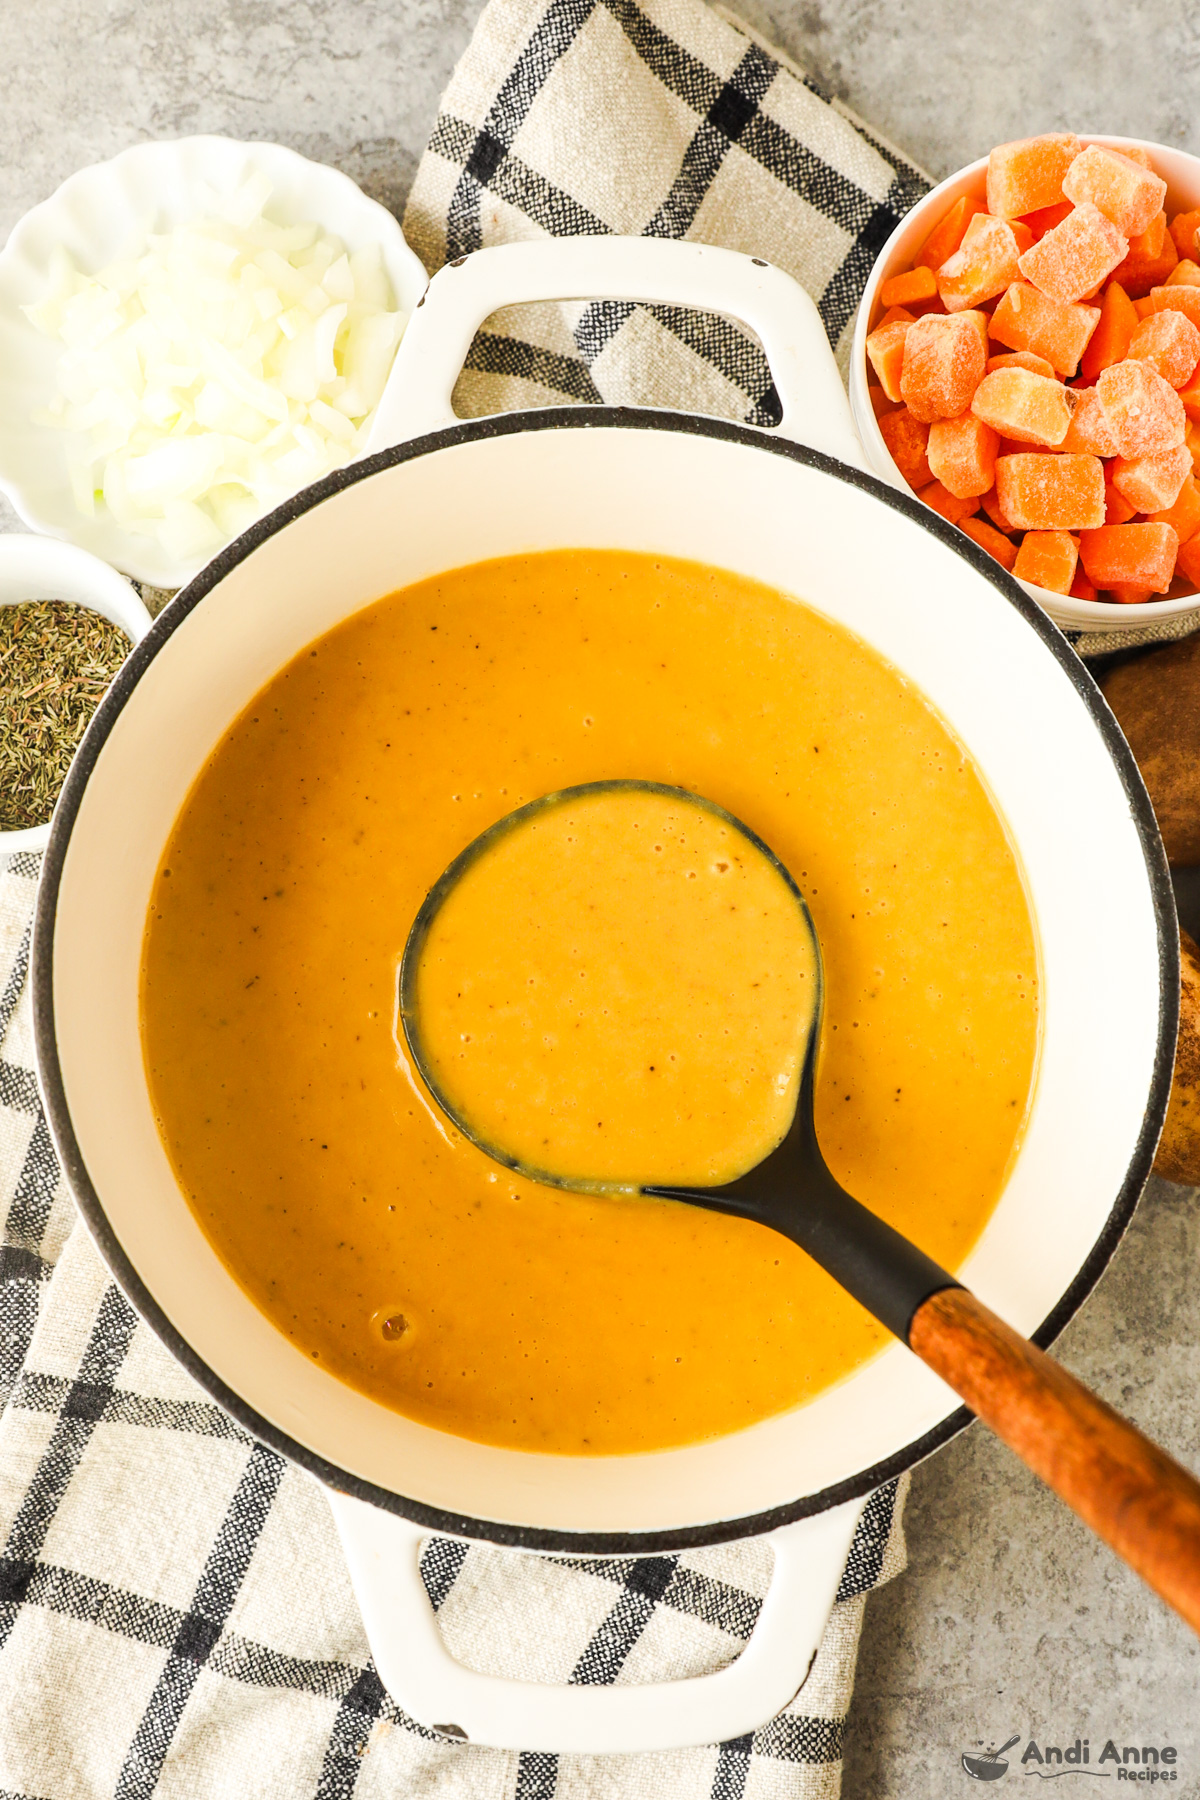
[1104,479,1138,524]
[959,515,1019,570]
[915,194,989,271]
[1018,203,1128,305]
[1061,145,1167,238]
[1079,280,1139,380]
[989,282,1100,376]
[866,316,913,402]
[987,134,1081,220]
[970,366,1074,444]
[900,312,989,422]
[1176,365,1200,422]
[937,215,1026,311]
[1079,521,1179,592]
[878,406,932,487]
[1134,297,1158,320]
[1060,386,1119,456]
[1096,358,1186,454]
[994,452,1106,529]
[987,350,1056,377]
[880,265,940,310]
[1020,200,1074,241]
[1169,209,1200,261]
[1111,444,1192,513]
[1176,534,1200,586]
[916,479,981,525]
[1128,310,1200,388]
[927,412,999,497]
[1113,222,1178,297]
[1013,529,1079,593]
[1149,472,1200,543]
[1069,565,1100,600]
[1166,260,1200,288]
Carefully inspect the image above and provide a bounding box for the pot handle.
[326,1487,865,1755]
[365,236,868,470]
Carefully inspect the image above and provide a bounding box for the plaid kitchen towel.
[0,853,909,1797]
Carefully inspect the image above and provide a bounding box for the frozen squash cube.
[959,515,1018,570]
[1080,280,1139,380]
[1018,202,1128,305]
[1013,529,1079,593]
[866,315,913,402]
[1188,421,1200,474]
[879,406,932,487]
[1176,534,1200,586]
[1107,583,1156,604]
[937,215,1027,311]
[1069,565,1100,600]
[879,265,939,310]
[970,366,1075,444]
[1128,310,1200,387]
[1096,358,1186,454]
[927,412,999,497]
[1104,478,1138,524]
[1166,259,1200,288]
[900,312,989,422]
[1061,145,1167,237]
[1060,385,1119,456]
[916,479,981,525]
[1176,365,1200,422]
[915,194,989,271]
[1149,471,1200,542]
[1113,222,1178,297]
[1078,521,1179,592]
[988,350,1056,377]
[980,485,1019,533]
[995,452,1105,529]
[1110,443,1192,512]
[1020,200,1074,241]
[989,282,1100,375]
[987,134,1081,219]
[1169,209,1200,261]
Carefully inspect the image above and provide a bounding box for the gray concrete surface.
[3,1,1199,1790]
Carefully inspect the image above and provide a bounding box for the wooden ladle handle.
[910,1286,1200,1633]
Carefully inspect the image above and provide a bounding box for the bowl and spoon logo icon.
[963,1735,1021,1780]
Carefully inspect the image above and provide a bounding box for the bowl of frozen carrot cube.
[851,134,1200,632]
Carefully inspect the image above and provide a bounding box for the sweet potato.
[1102,632,1200,863]
[1154,927,1200,1184]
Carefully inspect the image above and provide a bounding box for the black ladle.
[401,781,1200,1633]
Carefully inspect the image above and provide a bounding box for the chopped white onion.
[24,174,409,567]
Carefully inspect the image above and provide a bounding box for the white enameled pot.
[32,239,1176,1754]
[849,137,1200,637]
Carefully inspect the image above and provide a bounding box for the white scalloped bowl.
[850,135,1200,637]
[0,136,429,588]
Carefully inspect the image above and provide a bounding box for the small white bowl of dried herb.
[0,533,151,854]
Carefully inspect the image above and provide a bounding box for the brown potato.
[1102,634,1200,866]
[1154,927,1200,1185]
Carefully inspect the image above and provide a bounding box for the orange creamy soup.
[140,551,1040,1455]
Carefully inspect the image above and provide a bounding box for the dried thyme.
[1,601,131,830]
